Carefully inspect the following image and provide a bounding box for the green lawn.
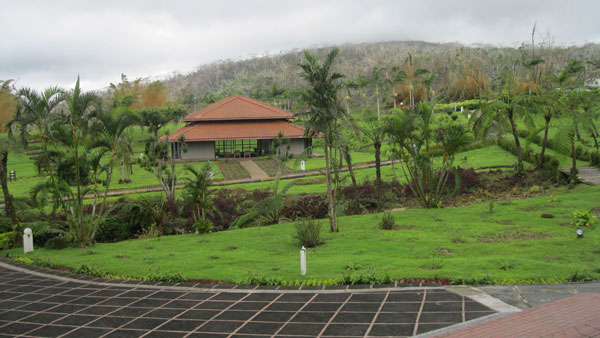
[12,184,600,284]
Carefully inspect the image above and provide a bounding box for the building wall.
[289,138,306,156]
[182,141,215,160]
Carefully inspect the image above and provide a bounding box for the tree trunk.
[538,115,551,169]
[575,123,581,141]
[0,152,20,238]
[343,145,359,208]
[324,140,337,232]
[571,131,578,183]
[591,121,599,150]
[374,140,382,208]
[508,111,524,174]
[73,126,85,244]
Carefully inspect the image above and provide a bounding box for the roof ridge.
[236,96,292,117]
[193,96,235,118]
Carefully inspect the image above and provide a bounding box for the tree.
[13,86,64,174]
[361,110,386,207]
[434,124,472,194]
[0,81,22,240]
[182,163,216,232]
[474,74,534,175]
[137,105,186,201]
[298,48,344,232]
[0,80,17,132]
[93,107,137,206]
[386,101,450,208]
[60,77,102,244]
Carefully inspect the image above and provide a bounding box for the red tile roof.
[183,96,294,122]
[168,120,306,142]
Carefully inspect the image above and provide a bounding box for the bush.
[379,211,395,230]
[496,137,559,176]
[45,237,68,250]
[0,231,17,249]
[96,216,135,243]
[196,217,213,234]
[293,219,323,247]
[572,210,597,228]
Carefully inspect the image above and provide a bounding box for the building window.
[171,142,182,160]
[215,139,258,157]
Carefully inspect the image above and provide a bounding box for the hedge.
[496,137,560,175]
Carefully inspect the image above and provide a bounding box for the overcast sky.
[1,0,598,92]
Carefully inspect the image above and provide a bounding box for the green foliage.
[434,100,486,114]
[44,237,67,250]
[386,101,450,208]
[195,217,213,234]
[340,269,394,285]
[145,269,184,282]
[379,211,395,230]
[496,137,560,175]
[0,231,16,249]
[571,210,596,227]
[76,264,103,276]
[293,218,323,247]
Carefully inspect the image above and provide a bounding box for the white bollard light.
[300,160,306,172]
[23,228,33,253]
[300,246,306,276]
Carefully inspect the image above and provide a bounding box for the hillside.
[159,40,600,111]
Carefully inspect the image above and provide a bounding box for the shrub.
[96,216,135,243]
[45,237,68,250]
[572,210,597,228]
[281,194,328,220]
[293,219,323,247]
[379,212,395,230]
[0,231,17,250]
[196,217,213,234]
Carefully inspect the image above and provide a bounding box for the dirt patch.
[478,228,549,243]
[520,206,541,212]
[541,213,555,218]
[394,225,417,230]
[591,207,600,217]
[437,246,455,254]
[555,222,570,227]
[495,220,515,225]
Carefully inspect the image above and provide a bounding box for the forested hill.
[159,40,600,111]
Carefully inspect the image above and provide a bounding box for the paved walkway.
[561,166,600,185]
[430,294,600,337]
[239,160,269,180]
[0,262,500,338]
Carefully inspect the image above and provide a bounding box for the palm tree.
[182,163,216,231]
[530,88,561,169]
[361,110,386,207]
[298,48,344,232]
[14,86,64,174]
[474,74,534,175]
[61,76,101,244]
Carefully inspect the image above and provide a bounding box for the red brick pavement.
[434,294,600,338]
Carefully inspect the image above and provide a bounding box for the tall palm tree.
[298,48,344,232]
[14,86,64,174]
[61,76,101,244]
[474,74,534,175]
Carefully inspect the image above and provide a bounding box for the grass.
[12,184,600,284]
[219,160,251,180]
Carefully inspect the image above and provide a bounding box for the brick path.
[433,293,600,337]
[0,263,497,338]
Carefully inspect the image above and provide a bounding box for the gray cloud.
[1,0,598,91]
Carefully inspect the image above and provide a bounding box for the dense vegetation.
[1,38,600,284]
